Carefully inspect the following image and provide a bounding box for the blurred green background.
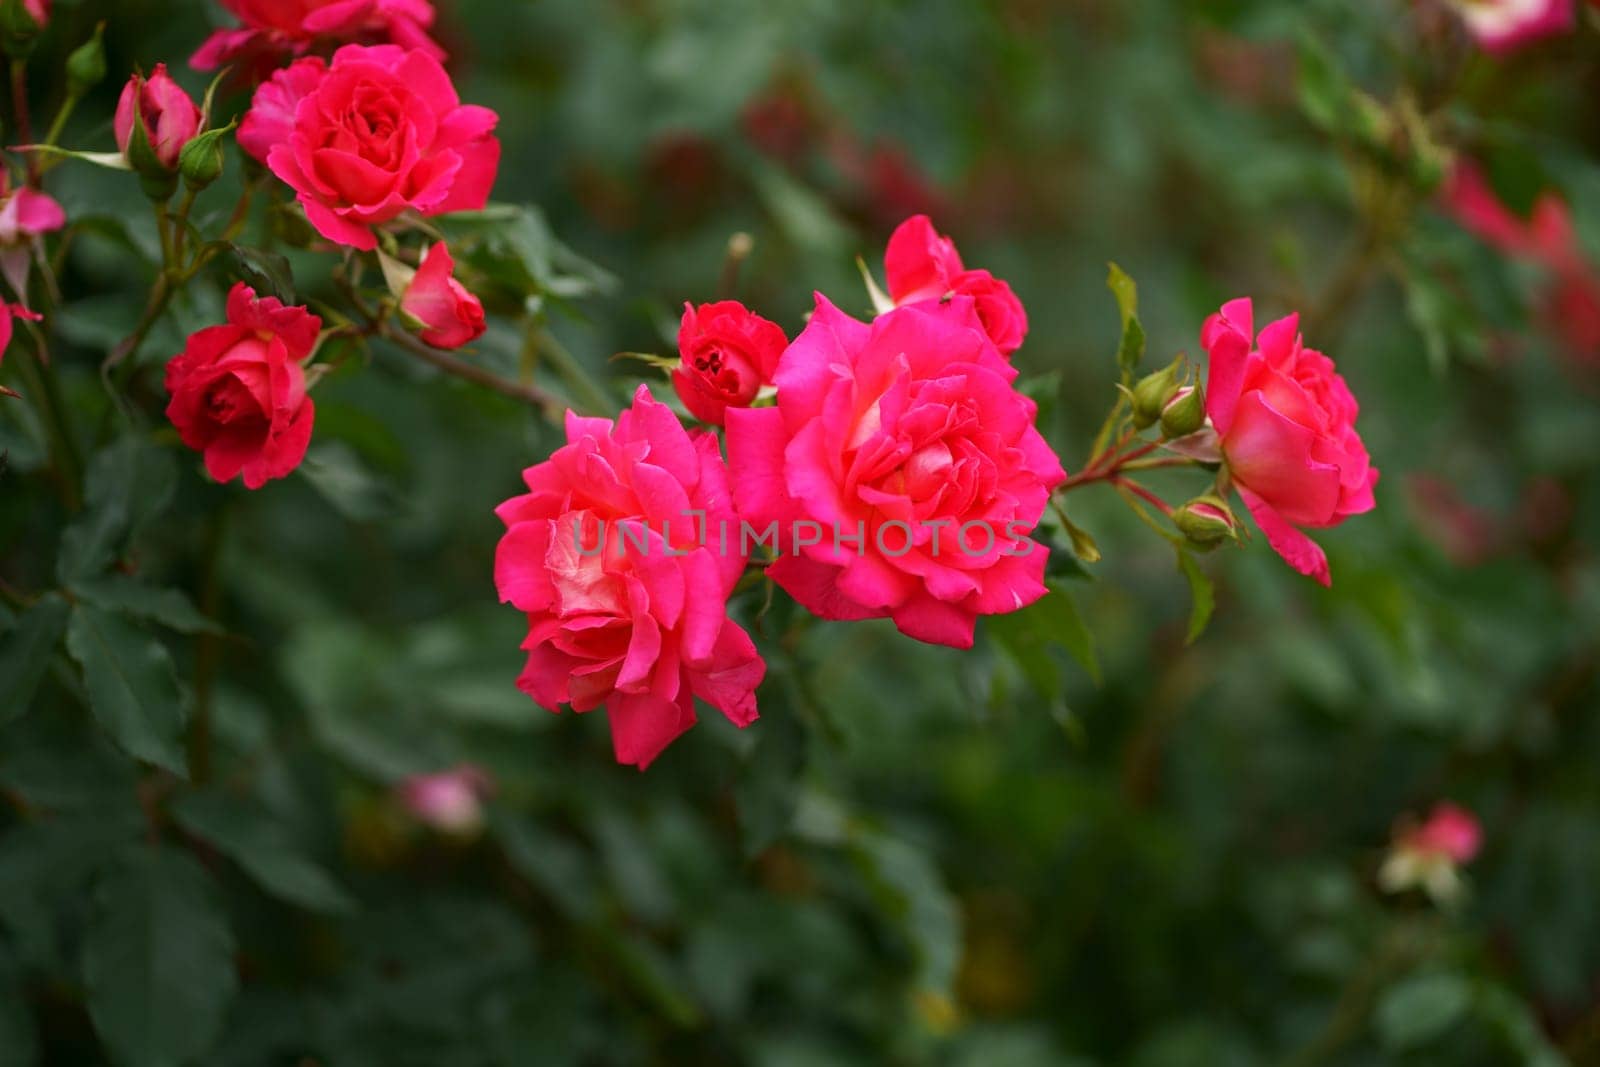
[4,0,1600,1064]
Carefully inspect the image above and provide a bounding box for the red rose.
[114,65,202,171]
[884,214,1028,355]
[237,45,500,251]
[164,283,322,489]
[192,0,444,74]
[1202,298,1378,586]
[670,301,788,426]
[400,244,485,349]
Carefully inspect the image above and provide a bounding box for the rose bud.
[178,126,231,191]
[164,283,322,489]
[671,300,788,426]
[0,0,48,51]
[883,214,1028,355]
[1378,802,1482,905]
[115,65,202,197]
[397,244,486,350]
[66,21,106,98]
[1130,355,1184,429]
[1173,495,1238,549]
[1159,383,1205,439]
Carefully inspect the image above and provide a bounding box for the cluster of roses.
[493,215,1379,767]
[60,0,493,487]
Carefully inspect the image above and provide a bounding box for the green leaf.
[1106,262,1145,377]
[296,441,397,522]
[1295,33,1351,135]
[170,791,356,915]
[991,577,1099,690]
[64,606,186,776]
[1376,971,1472,1051]
[0,594,70,725]
[70,576,220,635]
[1175,550,1216,645]
[57,439,176,584]
[216,243,296,305]
[84,845,238,1067]
[1044,579,1100,684]
[850,830,961,997]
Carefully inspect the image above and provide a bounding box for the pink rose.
[493,385,765,769]
[0,177,65,300]
[396,765,492,833]
[1378,802,1482,902]
[671,300,788,426]
[0,301,42,396]
[725,296,1065,649]
[400,244,485,349]
[238,45,500,251]
[1407,803,1483,864]
[1446,0,1573,53]
[114,65,202,171]
[192,0,443,74]
[164,283,322,490]
[19,0,47,26]
[1202,298,1378,587]
[884,214,1028,355]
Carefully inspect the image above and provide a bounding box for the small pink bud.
[399,244,486,350]
[114,64,201,171]
[1378,802,1482,904]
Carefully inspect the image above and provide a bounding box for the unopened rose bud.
[1159,383,1205,439]
[1378,803,1481,905]
[1131,356,1184,429]
[1174,495,1238,548]
[178,125,229,191]
[65,23,106,98]
[114,65,201,198]
[0,0,46,56]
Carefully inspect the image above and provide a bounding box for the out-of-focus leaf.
[734,700,807,855]
[0,943,38,1067]
[85,845,238,1067]
[851,830,961,998]
[297,441,398,522]
[1376,971,1472,1051]
[0,593,70,724]
[170,790,356,915]
[64,606,186,776]
[70,575,220,635]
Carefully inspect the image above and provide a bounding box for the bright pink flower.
[493,385,764,770]
[192,0,443,73]
[1407,803,1483,864]
[1446,0,1574,53]
[114,65,202,171]
[1202,298,1378,587]
[397,765,492,833]
[725,296,1065,649]
[884,215,1028,355]
[400,244,485,349]
[164,283,322,490]
[0,177,65,301]
[0,302,42,396]
[238,45,500,251]
[18,0,46,26]
[671,301,788,426]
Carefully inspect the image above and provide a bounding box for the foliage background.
[3,0,1600,1064]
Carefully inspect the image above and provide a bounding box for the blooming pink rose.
[1446,0,1573,53]
[396,765,492,833]
[114,65,202,171]
[192,0,443,74]
[884,214,1028,355]
[671,301,788,426]
[725,296,1065,649]
[400,244,485,349]
[165,283,322,490]
[1202,298,1378,587]
[238,45,500,251]
[0,177,65,300]
[493,385,764,769]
